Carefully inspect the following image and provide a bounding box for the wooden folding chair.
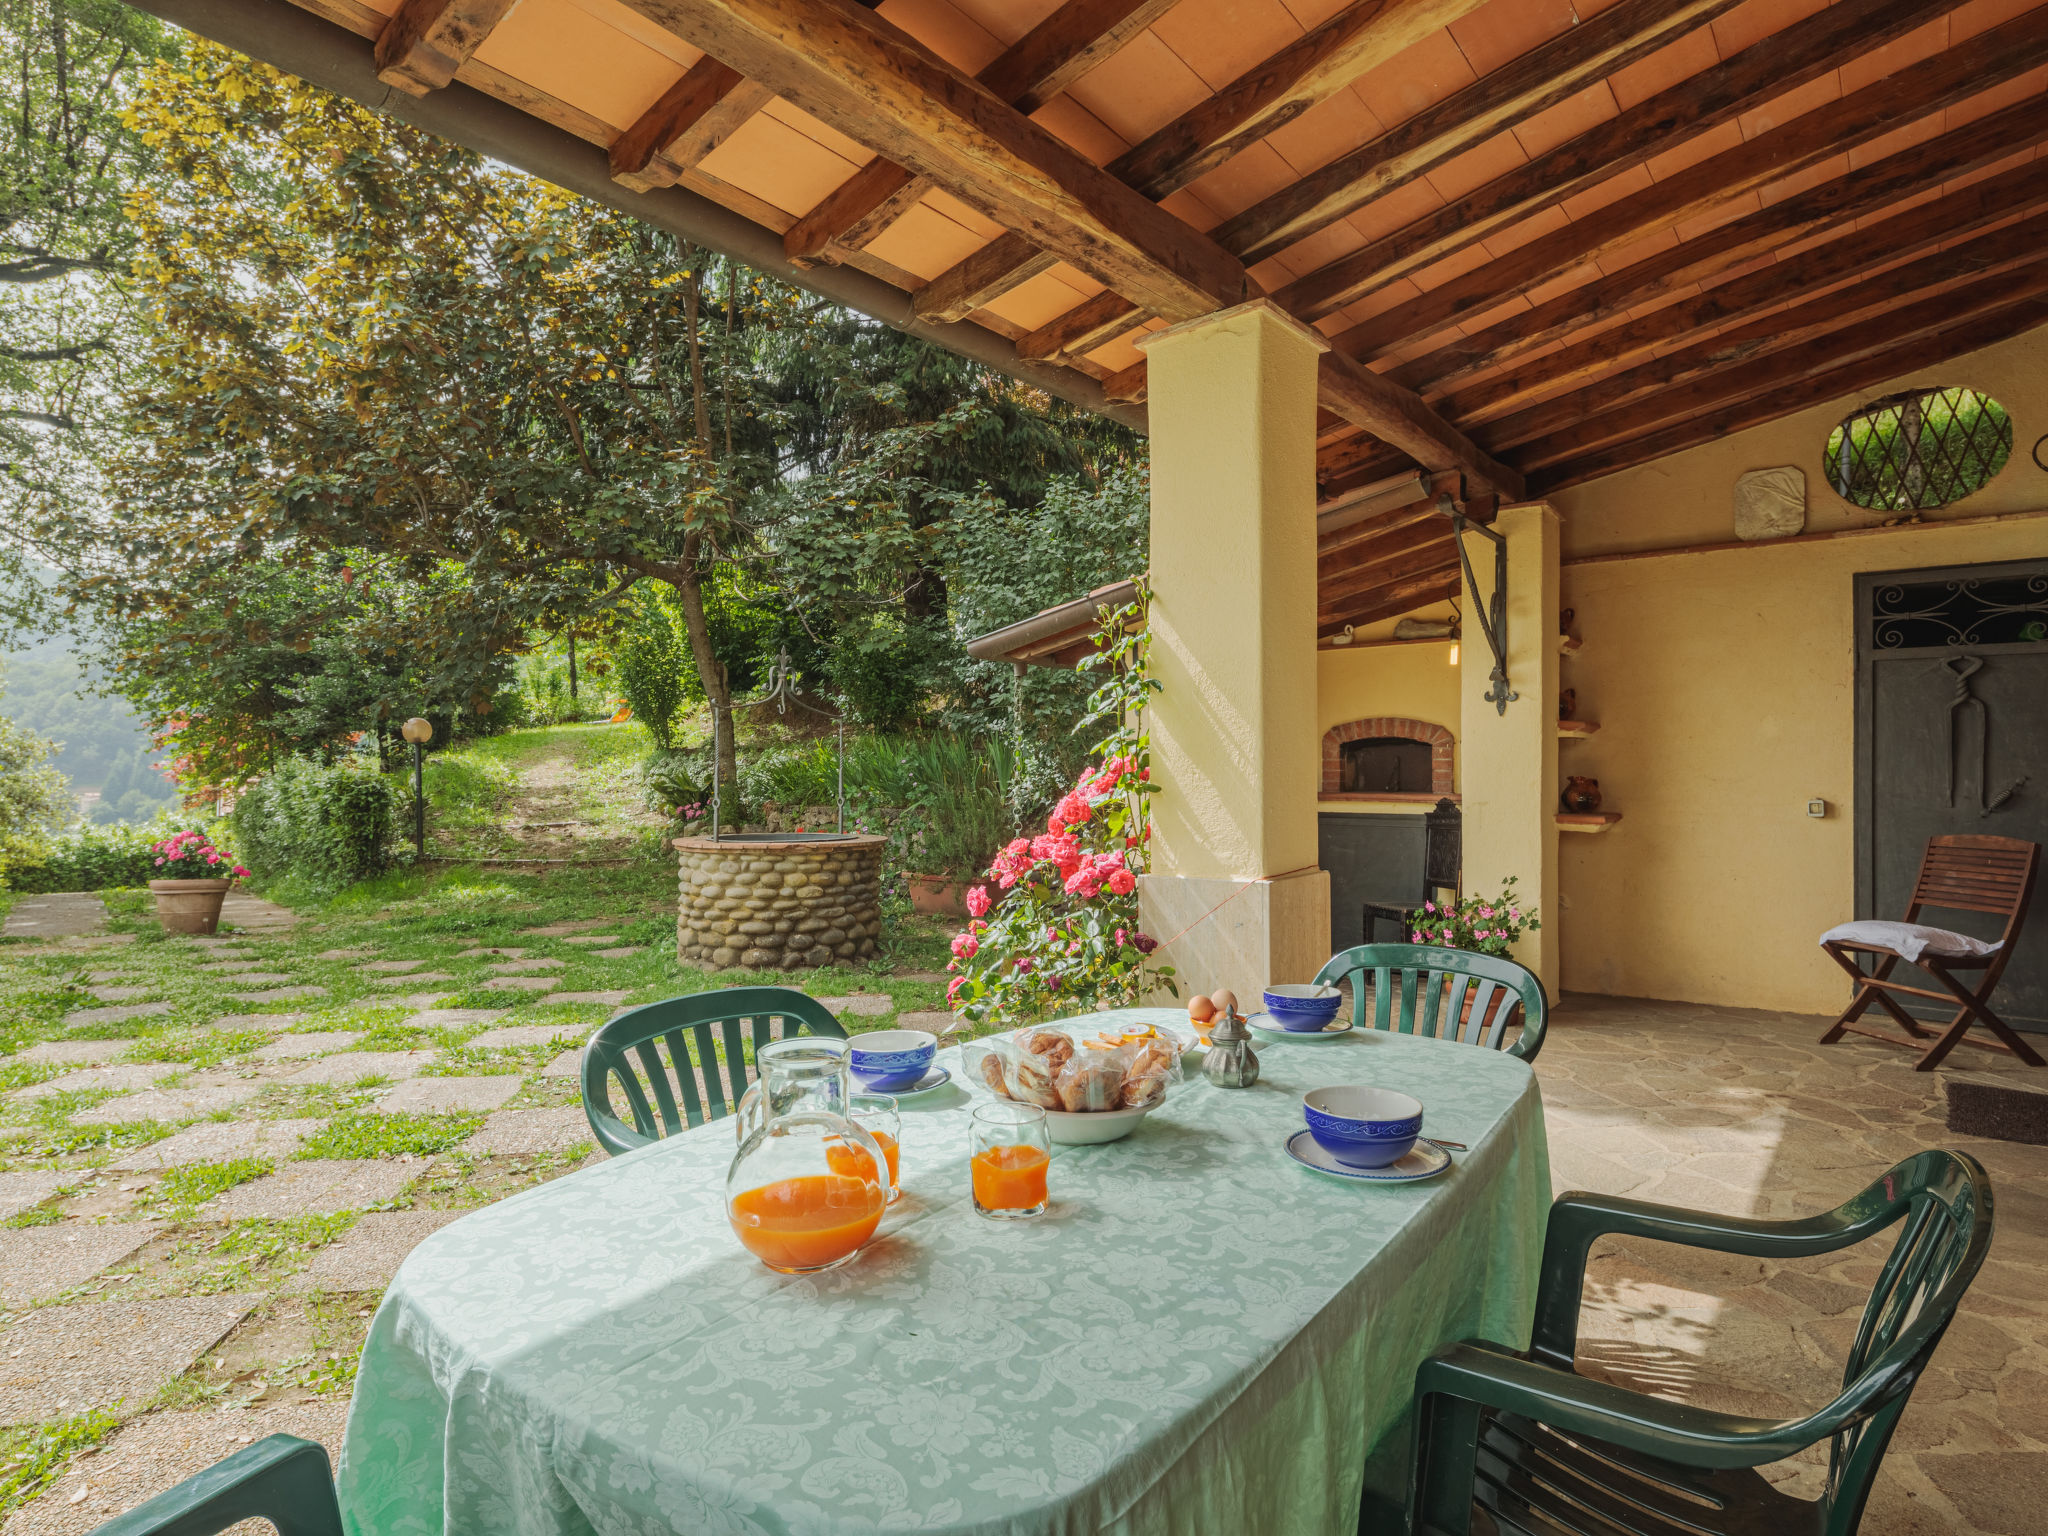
[1819,834,2042,1072]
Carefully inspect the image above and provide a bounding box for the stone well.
[673,834,886,971]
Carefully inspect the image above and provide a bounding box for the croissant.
[1057,1062,1125,1113]
[979,1053,1013,1099]
[1120,1070,1168,1110]
[1020,1030,1074,1073]
[1010,1051,1065,1110]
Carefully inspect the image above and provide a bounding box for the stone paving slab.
[61,1002,171,1027]
[219,972,295,986]
[541,991,630,1007]
[540,1049,583,1079]
[85,987,154,1003]
[0,1223,162,1306]
[10,1065,175,1101]
[487,959,565,973]
[561,934,623,945]
[897,1010,960,1034]
[10,1400,350,1535]
[315,947,373,960]
[235,986,327,1003]
[204,1160,414,1219]
[13,1040,125,1068]
[73,1085,260,1125]
[0,1172,70,1220]
[467,1025,581,1049]
[281,1051,433,1086]
[112,1119,324,1172]
[588,947,641,959]
[374,1076,521,1115]
[0,1294,257,1423]
[284,1209,463,1294]
[369,972,455,988]
[481,976,557,993]
[407,1008,508,1029]
[83,972,126,984]
[250,1032,365,1061]
[218,893,295,929]
[815,994,894,1017]
[207,1012,306,1031]
[358,959,428,974]
[377,990,462,1010]
[894,970,948,983]
[1,895,106,939]
[198,961,266,974]
[467,1106,594,1157]
[456,947,527,959]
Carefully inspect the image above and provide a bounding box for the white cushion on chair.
[1819,920,2003,964]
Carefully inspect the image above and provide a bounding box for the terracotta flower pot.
[149,878,233,936]
[905,874,994,918]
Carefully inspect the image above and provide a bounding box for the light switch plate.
[1807,798,1828,819]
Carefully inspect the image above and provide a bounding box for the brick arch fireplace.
[1321,717,1455,798]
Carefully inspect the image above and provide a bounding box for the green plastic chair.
[1408,1149,1993,1536]
[88,1433,339,1535]
[1314,943,1548,1063]
[581,986,847,1155]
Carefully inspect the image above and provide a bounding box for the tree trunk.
[668,545,737,788]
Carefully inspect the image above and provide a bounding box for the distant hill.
[0,635,180,824]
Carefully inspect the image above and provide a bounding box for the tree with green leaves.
[0,685,71,881]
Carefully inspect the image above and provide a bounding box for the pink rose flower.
[947,976,966,1001]
[1106,866,1135,896]
[1132,932,1159,955]
[951,933,978,959]
[965,884,990,918]
[1014,956,1035,973]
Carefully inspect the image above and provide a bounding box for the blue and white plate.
[1285,1130,1451,1182]
[890,1065,952,1098]
[1248,1013,1354,1042]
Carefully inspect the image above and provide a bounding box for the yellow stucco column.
[1458,502,1561,992]
[1135,299,1330,1004]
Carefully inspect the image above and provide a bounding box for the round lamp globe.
[401,717,434,745]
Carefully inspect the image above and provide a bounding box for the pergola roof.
[144,0,2048,639]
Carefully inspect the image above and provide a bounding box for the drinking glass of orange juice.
[970,1102,1050,1220]
[850,1094,901,1202]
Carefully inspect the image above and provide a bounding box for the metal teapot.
[1203,1005,1260,1089]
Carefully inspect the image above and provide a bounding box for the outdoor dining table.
[336,1007,1551,1536]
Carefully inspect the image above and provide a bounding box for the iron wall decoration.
[1937,656,2028,817]
[1438,493,1516,715]
[1873,573,2048,650]
[1824,386,2012,512]
[2033,433,2048,473]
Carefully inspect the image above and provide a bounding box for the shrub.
[614,595,689,749]
[231,758,399,892]
[8,815,214,893]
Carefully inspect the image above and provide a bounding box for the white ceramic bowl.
[1041,1102,1155,1145]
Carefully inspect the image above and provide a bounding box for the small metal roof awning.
[965,579,1142,672]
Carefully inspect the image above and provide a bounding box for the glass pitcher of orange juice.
[727,1040,892,1273]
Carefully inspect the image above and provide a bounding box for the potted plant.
[1410,878,1541,1023]
[147,829,251,936]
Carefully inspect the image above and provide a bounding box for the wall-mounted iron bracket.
[1438,493,1516,715]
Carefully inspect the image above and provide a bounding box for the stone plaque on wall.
[1733,466,1806,540]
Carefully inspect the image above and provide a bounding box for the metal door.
[1855,557,2048,1026]
[1318,812,1424,957]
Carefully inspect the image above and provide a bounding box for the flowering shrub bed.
[947,594,1174,1028]
[151,828,250,880]
[1410,876,1539,959]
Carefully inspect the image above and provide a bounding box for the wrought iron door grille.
[1871,575,2048,651]
[1826,386,2012,512]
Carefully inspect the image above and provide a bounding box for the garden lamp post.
[401,717,433,857]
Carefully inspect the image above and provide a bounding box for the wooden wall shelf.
[1558,634,1583,655]
[1558,719,1600,739]
[1557,813,1622,832]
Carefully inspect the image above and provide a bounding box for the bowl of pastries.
[965,1022,1185,1144]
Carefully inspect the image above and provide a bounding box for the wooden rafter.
[1320,515,1452,584]
[616,0,1245,321]
[1318,351,1525,501]
[915,0,1489,323]
[1017,291,1150,361]
[1317,499,1442,562]
[1390,96,2048,400]
[373,0,522,95]
[1215,0,1741,267]
[782,0,1180,266]
[1532,301,2048,495]
[609,56,774,191]
[1331,6,2048,364]
[1320,571,1461,636]
[1275,0,1966,323]
[1509,262,2048,474]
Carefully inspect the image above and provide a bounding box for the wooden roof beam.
[374,0,522,95]
[1511,265,2048,474]
[1333,5,2048,363]
[1456,179,2048,431]
[1217,0,1741,267]
[1017,291,1149,361]
[1319,571,1461,636]
[916,0,1487,321]
[1318,350,1525,500]
[620,0,1247,321]
[1319,514,1452,578]
[610,56,775,191]
[783,0,1181,267]
[1320,535,1461,607]
[1531,300,2048,495]
[1392,95,2048,399]
[1274,0,1968,323]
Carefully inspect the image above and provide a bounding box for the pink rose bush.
[947,594,1174,1029]
[150,829,250,880]
[1409,875,1539,959]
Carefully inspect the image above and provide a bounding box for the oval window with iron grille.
[1824,386,2012,512]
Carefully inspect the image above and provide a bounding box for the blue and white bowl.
[1302,1086,1423,1168]
[848,1029,937,1093]
[1264,983,1343,1032]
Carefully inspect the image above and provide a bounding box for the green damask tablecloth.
[337,1010,1550,1536]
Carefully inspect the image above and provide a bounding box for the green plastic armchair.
[1409,1149,1993,1536]
[582,986,846,1155]
[1314,943,1548,1062]
[87,1433,339,1535]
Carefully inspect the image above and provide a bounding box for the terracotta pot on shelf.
[149,878,233,935]
[1561,777,1603,815]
